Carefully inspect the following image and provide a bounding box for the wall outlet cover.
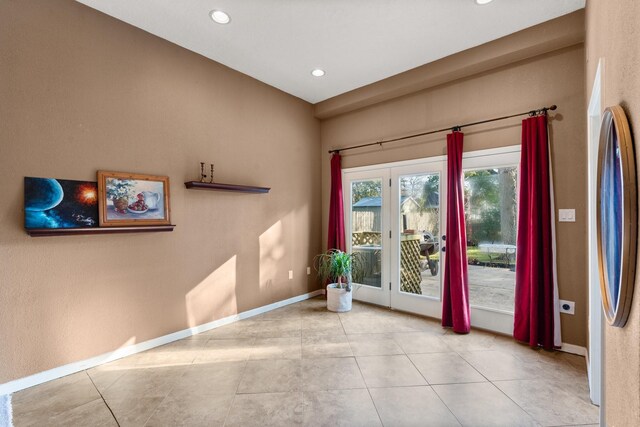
[559,299,575,315]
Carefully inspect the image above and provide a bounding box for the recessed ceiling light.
[475,0,494,4]
[210,10,230,24]
[311,69,325,77]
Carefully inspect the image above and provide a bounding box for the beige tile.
[256,305,303,320]
[347,333,404,356]
[495,379,599,426]
[439,329,498,351]
[86,364,131,395]
[458,350,539,381]
[303,389,382,427]
[104,396,165,427]
[302,334,353,358]
[12,372,102,425]
[145,393,234,427]
[301,315,344,334]
[133,340,203,367]
[237,359,302,393]
[369,386,461,427]
[301,357,366,391]
[47,398,117,427]
[434,382,538,426]
[170,360,246,396]
[201,322,255,340]
[249,318,302,338]
[356,355,427,388]
[392,332,451,354]
[409,352,486,384]
[225,392,304,427]
[194,338,255,362]
[102,365,187,401]
[250,337,302,360]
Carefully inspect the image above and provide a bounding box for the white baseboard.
[0,289,324,396]
[559,342,587,357]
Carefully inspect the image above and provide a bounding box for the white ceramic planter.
[326,284,352,312]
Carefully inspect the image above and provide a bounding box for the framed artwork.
[24,177,98,229]
[97,171,171,227]
[596,105,637,327]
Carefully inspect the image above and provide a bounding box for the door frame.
[342,168,391,308]
[389,159,446,319]
[587,58,604,408]
[342,145,521,335]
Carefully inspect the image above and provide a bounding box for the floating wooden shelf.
[27,225,176,237]
[184,181,270,194]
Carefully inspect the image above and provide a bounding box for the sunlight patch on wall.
[259,220,286,291]
[185,255,238,328]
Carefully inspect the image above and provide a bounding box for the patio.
[421,265,515,312]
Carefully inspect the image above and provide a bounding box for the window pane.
[464,167,517,312]
[399,173,440,298]
[351,179,382,288]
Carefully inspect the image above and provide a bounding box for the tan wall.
[0,0,321,384]
[320,44,588,345]
[586,0,640,424]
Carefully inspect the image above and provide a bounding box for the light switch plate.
[307,267,311,275]
[558,209,576,222]
[288,270,293,280]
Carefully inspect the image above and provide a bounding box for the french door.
[343,146,520,334]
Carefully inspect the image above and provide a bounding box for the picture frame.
[596,105,637,328]
[97,171,171,227]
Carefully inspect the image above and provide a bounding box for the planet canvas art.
[97,171,170,226]
[24,177,98,229]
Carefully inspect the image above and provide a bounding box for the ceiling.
[76,0,585,104]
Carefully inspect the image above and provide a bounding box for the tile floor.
[11,297,599,426]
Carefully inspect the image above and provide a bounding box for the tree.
[351,181,381,204]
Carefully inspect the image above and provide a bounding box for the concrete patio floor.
[420,265,515,312]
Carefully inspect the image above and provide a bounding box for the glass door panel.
[463,166,518,313]
[351,179,383,288]
[390,163,445,318]
[344,169,390,308]
[398,173,441,298]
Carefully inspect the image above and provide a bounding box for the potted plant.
[315,249,365,312]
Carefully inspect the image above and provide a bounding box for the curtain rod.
[328,104,557,154]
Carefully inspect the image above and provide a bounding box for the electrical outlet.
[288,270,293,280]
[559,299,575,314]
[307,267,311,275]
[558,209,576,222]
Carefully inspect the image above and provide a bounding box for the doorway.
[343,146,520,334]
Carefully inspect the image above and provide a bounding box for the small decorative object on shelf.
[209,163,215,183]
[199,162,207,183]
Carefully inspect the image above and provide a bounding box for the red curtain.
[442,131,471,334]
[327,153,346,251]
[514,114,559,349]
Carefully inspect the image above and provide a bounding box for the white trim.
[342,145,521,175]
[559,342,587,357]
[587,58,605,408]
[0,289,324,396]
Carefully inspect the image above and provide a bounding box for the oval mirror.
[597,105,637,327]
